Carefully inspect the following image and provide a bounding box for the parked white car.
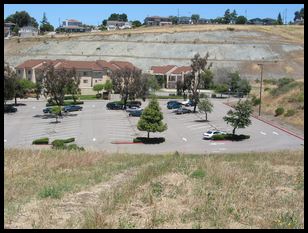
[203,130,226,139]
[126,106,142,113]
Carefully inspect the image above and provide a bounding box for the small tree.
[51,105,61,123]
[146,74,160,94]
[277,13,283,25]
[236,15,247,24]
[93,84,105,95]
[104,80,113,93]
[132,20,142,28]
[214,83,228,98]
[66,71,80,104]
[197,97,213,121]
[4,63,16,104]
[191,14,200,24]
[223,99,253,136]
[200,69,214,89]
[14,79,36,105]
[137,97,167,139]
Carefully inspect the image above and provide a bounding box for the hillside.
[4,25,304,80]
[249,78,304,134]
[4,148,304,229]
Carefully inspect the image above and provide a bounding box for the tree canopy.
[197,97,213,121]
[223,99,253,135]
[108,13,128,22]
[40,12,54,32]
[5,11,38,28]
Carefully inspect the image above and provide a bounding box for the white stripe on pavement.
[273,131,279,135]
[260,131,267,135]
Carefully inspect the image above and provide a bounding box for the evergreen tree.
[277,13,283,25]
[137,97,167,138]
[40,12,54,32]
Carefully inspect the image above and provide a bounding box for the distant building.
[18,26,38,38]
[4,22,15,38]
[198,18,210,24]
[144,16,172,26]
[294,18,304,25]
[262,18,277,25]
[247,18,264,25]
[178,16,191,24]
[58,19,86,32]
[106,21,132,30]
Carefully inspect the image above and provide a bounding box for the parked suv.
[167,101,182,109]
[106,102,124,110]
[63,105,83,112]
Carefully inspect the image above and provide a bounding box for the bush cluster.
[32,137,49,145]
[212,134,250,141]
[284,109,296,117]
[46,101,84,107]
[275,107,285,116]
[51,138,84,150]
[133,137,165,144]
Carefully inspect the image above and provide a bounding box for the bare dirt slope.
[4,25,304,79]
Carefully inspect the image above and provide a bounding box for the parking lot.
[4,99,304,154]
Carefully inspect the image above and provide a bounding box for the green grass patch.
[284,109,296,117]
[190,169,206,179]
[46,101,84,107]
[275,107,285,116]
[149,95,184,99]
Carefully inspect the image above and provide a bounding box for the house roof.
[170,66,192,74]
[66,19,81,22]
[96,60,118,71]
[56,60,103,71]
[109,61,138,70]
[16,59,48,69]
[150,65,177,74]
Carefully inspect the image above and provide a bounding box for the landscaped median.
[111,137,166,144]
[211,134,250,141]
[32,137,84,150]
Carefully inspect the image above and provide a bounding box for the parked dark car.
[106,102,124,110]
[129,109,143,117]
[174,107,192,114]
[167,101,182,109]
[43,107,53,114]
[63,105,83,112]
[4,104,17,113]
[126,101,142,108]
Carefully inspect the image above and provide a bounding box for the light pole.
[257,63,263,116]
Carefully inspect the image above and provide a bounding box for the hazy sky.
[4,4,304,27]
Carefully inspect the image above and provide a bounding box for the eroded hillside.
[4,25,304,79]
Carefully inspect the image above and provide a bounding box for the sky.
[4,4,304,27]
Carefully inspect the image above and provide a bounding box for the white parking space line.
[190,126,210,130]
[182,137,187,142]
[260,131,267,135]
[93,138,96,141]
[4,139,7,142]
[273,131,279,135]
[210,142,225,146]
[186,124,204,128]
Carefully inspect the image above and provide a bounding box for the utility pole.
[257,63,264,116]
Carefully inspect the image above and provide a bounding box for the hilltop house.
[18,26,38,37]
[57,19,86,32]
[106,21,132,30]
[15,59,139,94]
[4,22,16,38]
[144,16,172,26]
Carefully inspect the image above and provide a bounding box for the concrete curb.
[223,102,304,141]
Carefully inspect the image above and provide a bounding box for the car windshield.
[206,131,212,134]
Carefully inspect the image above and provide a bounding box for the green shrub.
[133,137,165,144]
[212,134,225,140]
[277,77,295,88]
[66,144,85,151]
[46,101,84,107]
[275,107,285,116]
[96,93,102,99]
[284,109,296,117]
[51,140,65,149]
[32,137,49,145]
[63,138,75,143]
[227,27,235,31]
[270,82,299,96]
[212,134,250,141]
[263,79,277,85]
[38,186,61,199]
[264,87,271,92]
[252,97,261,106]
[297,92,304,102]
[211,94,217,98]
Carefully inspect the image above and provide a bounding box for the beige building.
[15,59,138,94]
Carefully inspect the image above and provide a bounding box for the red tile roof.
[67,19,81,22]
[56,60,103,71]
[96,60,118,71]
[109,61,138,70]
[16,59,49,69]
[171,66,192,74]
[150,65,176,74]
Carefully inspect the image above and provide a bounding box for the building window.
[169,76,176,82]
[18,70,21,74]
[95,80,98,83]
[28,70,31,75]
[83,71,87,76]
[83,79,88,84]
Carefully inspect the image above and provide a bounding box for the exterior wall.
[79,76,92,88]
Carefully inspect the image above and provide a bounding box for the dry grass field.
[4,148,304,229]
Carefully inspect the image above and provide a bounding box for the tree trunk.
[193,102,197,113]
[147,131,150,139]
[232,127,236,136]
[205,112,208,121]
